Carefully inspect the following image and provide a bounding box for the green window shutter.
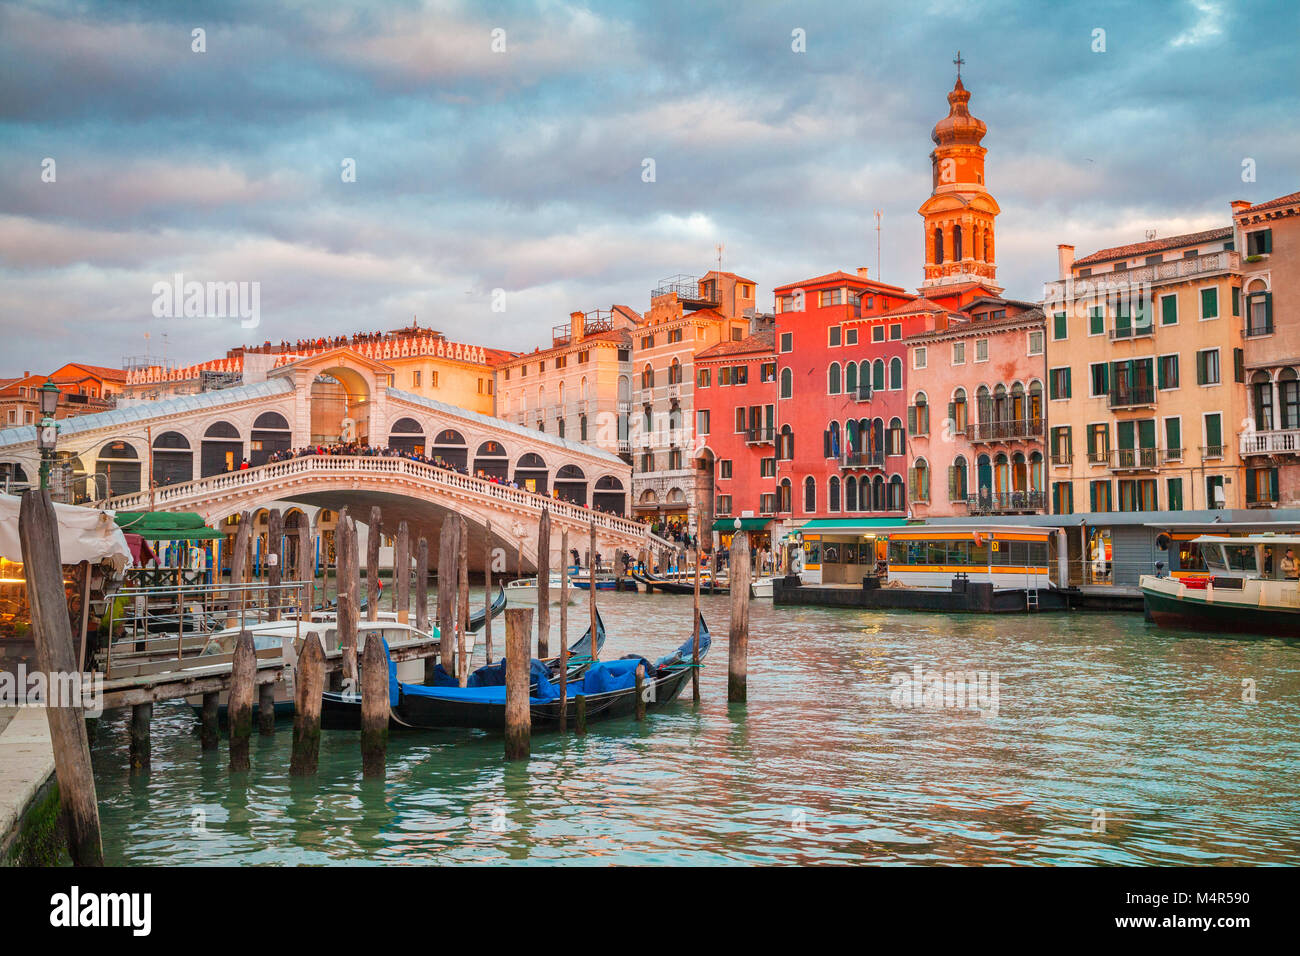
[948,466,958,499]
[1263,229,1273,254]
[1165,417,1180,454]
[1162,295,1177,325]
[1089,481,1097,512]
[1157,357,1168,390]
[1167,478,1182,511]
[1206,414,1222,448]
[1064,367,1072,398]
[907,406,917,435]
[1196,352,1206,385]
[1089,306,1103,335]
[947,401,956,422]
[1201,287,1218,318]
[1234,348,1245,383]
[1246,470,1257,505]
[1086,426,1097,457]
[1117,420,1135,450]
[1232,286,1240,316]
[1270,468,1280,502]
[1265,292,1274,327]
[1054,312,1067,340]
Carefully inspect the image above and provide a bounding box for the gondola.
[630,570,729,596]
[319,608,607,730]
[381,616,711,731]
[468,585,507,632]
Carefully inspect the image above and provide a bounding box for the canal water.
[89,591,1300,865]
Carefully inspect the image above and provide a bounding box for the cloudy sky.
[1,0,1296,372]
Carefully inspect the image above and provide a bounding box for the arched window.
[872,359,885,391]
[888,474,905,511]
[98,439,141,496]
[872,474,886,511]
[642,364,655,390]
[910,391,929,436]
[828,362,841,395]
[1029,451,1044,494]
[779,424,794,460]
[845,361,858,393]
[1029,380,1043,425]
[887,417,904,456]
[1252,370,1275,430]
[824,420,842,458]
[803,476,817,513]
[845,475,858,512]
[910,457,929,503]
[152,431,192,487]
[889,356,902,390]
[779,478,792,513]
[934,226,944,265]
[1279,368,1299,430]
[951,387,968,433]
[669,358,682,385]
[951,455,968,501]
[953,224,963,261]
[780,367,793,399]
[976,385,992,426]
[829,476,841,512]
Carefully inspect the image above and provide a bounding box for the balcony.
[1201,444,1226,460]
[1108,323,1155,341]
[965,491,1045,515]
[617,400,631,414]
[854,384,873,402]
[965,418,1044,443]
[1050,452,1073,466]
[1108,447,1162,471]
[653,274,720,310]
[840,450,885,470]
[1108,385,1157,409]
[1243,320,1274,338]
[745,426,775,445]
[667,383,682,401]
[1043,250,1240,303]
[551,325,572,347]
[1240,429,1300,456]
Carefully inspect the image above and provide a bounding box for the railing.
[854,384,873,402]
[551,325,572,347]
[966,418,1044,442]
[102,454,653,545]
[965,491,1045,514]
[1201,444,1225,460]
[1108,385,1157,409]
[745,426,775,445]
[1050,452,1073,466]
[652,274,719,305]
[1108,324,1155,340]
[1164,446,1184,462]
[1243,321,1274,338]
[1109,447,1161,470]
[1241,429,1300,456]
[840,450,885,469]
[667,383,682,401]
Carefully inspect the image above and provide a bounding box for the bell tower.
[918,54,1001,293]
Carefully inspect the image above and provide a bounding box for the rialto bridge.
[0,347,671,569]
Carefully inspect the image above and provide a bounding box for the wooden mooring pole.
[338,514,359,690]
[692,542,702,703]
[559,527,569,733]
[635,665,646,721]
[434,517,459,682]
[200,693,219,750]
[258,682,276,736]
[416,536,429,632]
[457,516,469,682]
[396,520,410,624]
[267,508,283,621]
[297,521,312,616]
[536,509,551,658]
[504,607,533,761]
[229,630,256,771]
[728,529,751,703]
[18,489,103,866]
[360,627,389,777]
[228,510,250,626]
[483,519,494,663]
[289,634,325,776]
[588,519,599,661]
[367,506,382,622]
[129,703,151,774]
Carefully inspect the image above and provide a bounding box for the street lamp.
[36,379,60,490]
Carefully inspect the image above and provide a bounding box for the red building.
[694,329,778,546]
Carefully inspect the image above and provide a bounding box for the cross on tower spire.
[953,50,964,80]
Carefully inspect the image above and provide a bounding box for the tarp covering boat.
[0,492,131,569]
[112,510,224,541]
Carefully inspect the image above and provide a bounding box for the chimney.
[570,311,584,341]
[1056,244,1075,281]
[23,370,31,378]
[857,267,870,279]
[1231,199,1251,217]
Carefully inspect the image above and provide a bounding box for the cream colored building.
[1043,225,1246,514]
[493,305,638,475]
[632,270,755,525]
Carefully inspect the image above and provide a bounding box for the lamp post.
[36,379,60,490]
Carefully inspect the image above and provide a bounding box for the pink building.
[903,296,1048,518]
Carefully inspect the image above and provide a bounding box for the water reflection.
[89,590,1300,865]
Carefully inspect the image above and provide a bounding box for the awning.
[112,511,224,541]
[0,493,132,569]
[795,518,916,535]
[711,517,771,532]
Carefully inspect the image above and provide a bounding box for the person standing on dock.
[1283,549,1298,580]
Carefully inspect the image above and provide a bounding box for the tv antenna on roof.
[716,242,724,274]
[1145,229,1157,241]
[874,210,883,281]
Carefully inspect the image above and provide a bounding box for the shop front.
[790,518,914,586]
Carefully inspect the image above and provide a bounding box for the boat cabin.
[883,526,1056,589]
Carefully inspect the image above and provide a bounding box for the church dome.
[931,76,987,147]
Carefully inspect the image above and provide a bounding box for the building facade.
[903,296,1047,519]
[493,305,637,472]
[631,270,755,529]
[694,329,778,543]
[1236,191,1300,508]
[1043,224,1247,514]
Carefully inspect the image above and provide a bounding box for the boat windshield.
[1202,547,1228,572]
[1223,545,1258,574]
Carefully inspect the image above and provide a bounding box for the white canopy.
[0,493,132,570]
